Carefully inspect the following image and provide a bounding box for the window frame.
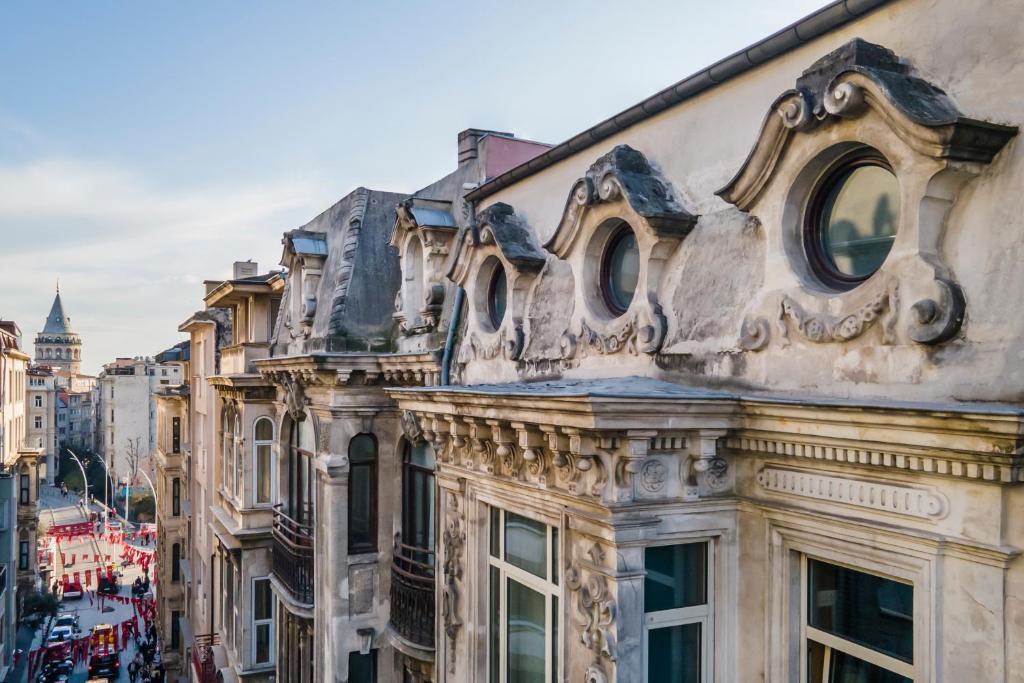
[252,417,275,507]
[252,576,275,667]
[800,554,915,681]
[486,263,508,330]
[803,147,898,291]
[171,542,181,582]
[171,477,181,517]
[18,539,29,571]
[641,539,714,683]
[487,506,561,683]
[599,220,640,317]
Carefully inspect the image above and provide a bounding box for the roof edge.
[465,0,893,203]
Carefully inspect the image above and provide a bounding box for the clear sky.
[0,0,824,375]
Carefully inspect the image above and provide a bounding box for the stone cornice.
[255,351,441,388]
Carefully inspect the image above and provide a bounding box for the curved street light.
[68,448,116,524]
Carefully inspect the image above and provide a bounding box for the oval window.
[601,223,640,316]
[487,264,507,329]
[807,151,900,289]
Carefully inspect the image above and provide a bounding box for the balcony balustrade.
[191,633,220,683]
[219,342,271,375]
[272,505,314,605]
[389,541,435,649]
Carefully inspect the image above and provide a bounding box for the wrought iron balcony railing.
[272,505,314,605]
[389,540,435,649]
[191,633,220,683]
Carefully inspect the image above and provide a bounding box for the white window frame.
[34,396,42,408]
[487,506,561,683]
[800,554,914,681]
[642,540,714,683]
[252,417,275,507]
[251,576,275,667]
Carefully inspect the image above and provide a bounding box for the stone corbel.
[683,430,728,500]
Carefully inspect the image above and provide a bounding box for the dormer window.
[600,221,640,317]
[805,148,899,291]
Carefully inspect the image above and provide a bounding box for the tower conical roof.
[42,290,74,334]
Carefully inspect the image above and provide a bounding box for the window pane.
[490,566,500,683]
[830,649,911,683]
[254,579,272,620]
[507,579,546,683]
[505,512,547,579]
[349,465,372,550]
[408,443,435,469]
[820,164,899,279]
[648,623,701,683]
[551,527,559,585]
[254,418,273,441]
[808,559,913,664]
[350,434,376,464]
[551,595,558,683]
[644,542,707,612]
[256,445,272,504]
[255,623,271,664]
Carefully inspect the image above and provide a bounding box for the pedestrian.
[128,658,139,683]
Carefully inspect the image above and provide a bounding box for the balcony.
[389,541,435,649]
[191,633,220,683]
[272,506,314,606]
[219,342,270,375]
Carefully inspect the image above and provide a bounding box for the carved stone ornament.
[400,410,424,444]
[778,281,897,346]
[280,372,308,422]
[718,39,1016,349]
[441,495,466,674]
[566,542,617,683]
[447,203,545,363]
[545,145,698,359]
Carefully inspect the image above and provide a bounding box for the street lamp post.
[63,449,90,500]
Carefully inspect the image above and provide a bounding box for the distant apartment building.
[97,356,182,485]
[25,367,56,484]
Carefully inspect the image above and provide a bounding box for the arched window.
[253,417,274,505]
[55,348,62,359]
[286,413,315,526]
[222,404,241,499]
[234,412,242,498]
[347,434,377,554]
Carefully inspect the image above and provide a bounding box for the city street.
[18,485,158,682]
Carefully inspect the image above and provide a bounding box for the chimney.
[458,128,514,167]
[233,261,258,279]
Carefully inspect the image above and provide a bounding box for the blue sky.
[0,0,824,374]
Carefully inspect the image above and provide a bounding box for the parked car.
[52,613,80,633]
[97,574,118,596]
[47,625,73,643]
[60,581,84,600]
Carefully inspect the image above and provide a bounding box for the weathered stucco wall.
[464,0,1024,403]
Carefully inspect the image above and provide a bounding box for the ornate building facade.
[164,1,1024,681]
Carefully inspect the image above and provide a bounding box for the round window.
[487,264,507,329]
[806,150,900,289]
[601,223,640,316]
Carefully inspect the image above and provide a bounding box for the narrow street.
[19,485,159,682]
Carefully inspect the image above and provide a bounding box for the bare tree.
[124,436,142,488]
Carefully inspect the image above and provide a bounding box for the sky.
[0,0,825,375]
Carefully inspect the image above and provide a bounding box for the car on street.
[53,613,80,632]
[61,581,84,600]
[87,645,120,679]
[47,625,73,643]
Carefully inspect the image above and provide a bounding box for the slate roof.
[42,291,75,334]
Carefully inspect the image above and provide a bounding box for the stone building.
[161,0,1024,681]
[0,321,41,679]
[34,287,82,374]
[97,356,183,485]
[175,306,232,677]
[26,366,57,483]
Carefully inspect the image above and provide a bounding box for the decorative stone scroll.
[718,38,1016,349]
[777,282,897,346]
[757,466,948,519]
[565,542,617,683]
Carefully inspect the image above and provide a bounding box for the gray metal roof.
[409,205,456,229]
[290,236,328,256]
